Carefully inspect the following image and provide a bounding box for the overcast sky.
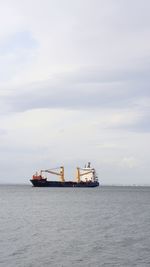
[0,0,150,184]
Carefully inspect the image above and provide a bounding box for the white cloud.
[0,3,23,40]
[120,157,137,169]
[0,0,150,184]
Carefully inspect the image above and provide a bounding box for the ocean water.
[0,185,150,267]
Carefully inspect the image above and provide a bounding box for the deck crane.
[76,167,94,183]
[40,166,65,182]
[33,166,65,182]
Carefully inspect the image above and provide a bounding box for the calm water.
[0,185,150,267]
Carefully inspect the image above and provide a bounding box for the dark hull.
[30,179,99,187]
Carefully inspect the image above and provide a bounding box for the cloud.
[0,64,149,113]
[0,0,150,184]
[120,156,137,169]
[0,63,149,134]
[0,3,23,40]
[0,129,7,136]
[0,31,38,82]
[0,31,37,53]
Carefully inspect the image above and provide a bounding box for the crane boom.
[76,167,93,183]
[40,166,65,182]
[41,170,61,176]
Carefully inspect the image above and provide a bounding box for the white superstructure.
[78,162,98,182]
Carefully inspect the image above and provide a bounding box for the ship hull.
[30,179,99,187]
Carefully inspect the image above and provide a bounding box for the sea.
[0,185,150,267]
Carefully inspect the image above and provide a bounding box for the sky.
[0,0,150,185]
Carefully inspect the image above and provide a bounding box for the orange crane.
[40,166,65,182]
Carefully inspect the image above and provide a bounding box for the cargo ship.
[30,162,99,187]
